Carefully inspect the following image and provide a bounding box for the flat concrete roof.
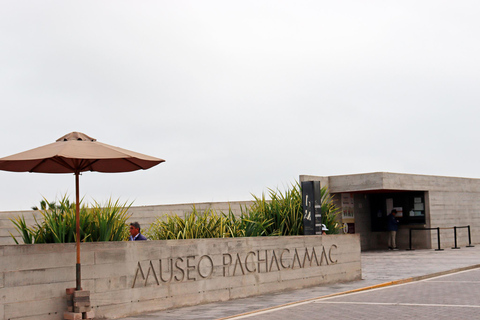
[300,172,480,193]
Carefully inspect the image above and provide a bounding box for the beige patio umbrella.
[0,132,165,290]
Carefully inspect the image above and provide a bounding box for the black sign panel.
[301,181,322,235]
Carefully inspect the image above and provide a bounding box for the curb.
[217,264,480,320]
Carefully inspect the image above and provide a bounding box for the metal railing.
[407,225,474,251]
[452,226,475,249]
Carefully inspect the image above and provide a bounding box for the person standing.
[387,209,399,250]
[129,222,147,241]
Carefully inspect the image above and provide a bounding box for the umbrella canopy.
[0,131,164,173]
[0,132,165,290]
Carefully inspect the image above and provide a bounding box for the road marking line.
[427,280,480,283]
[217,265,480,320]
[316,301,480,308]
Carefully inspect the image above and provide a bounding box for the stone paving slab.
[118,246,480,320]
[238,268,480,320]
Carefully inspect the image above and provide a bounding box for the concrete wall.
[428,190,480,248]
[0,234,361,320]
[0,201,253,245]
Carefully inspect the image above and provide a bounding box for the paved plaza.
[229,268,480,320]
[119,246,480,320]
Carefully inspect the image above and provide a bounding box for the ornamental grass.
[10,196,131,244]
[147,182,341,240]
[11,182,341,243]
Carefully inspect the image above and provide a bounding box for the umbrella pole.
[75,172,81,291]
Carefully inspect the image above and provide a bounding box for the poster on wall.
[386,198,393,216]
[341,193,354,220]
[341,193,355,234]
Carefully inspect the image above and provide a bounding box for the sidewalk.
[119,246,480,320]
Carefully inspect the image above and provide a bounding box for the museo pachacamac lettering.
[132,245,338,288]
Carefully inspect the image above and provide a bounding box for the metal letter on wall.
[301,181,322,235]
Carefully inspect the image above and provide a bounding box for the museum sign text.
[132,244,338,287]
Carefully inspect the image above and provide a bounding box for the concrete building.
[300,172,480,251]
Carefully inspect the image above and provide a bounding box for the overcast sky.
[1,1,479,211]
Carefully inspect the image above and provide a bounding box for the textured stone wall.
[0,234,361,320]
[428,190,480,248]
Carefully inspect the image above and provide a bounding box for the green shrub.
[86,199,131,242]
[10,215,37,244]
[247,182,303,236]
[246,182,341,235]
[147,181,342,240]
[147,206,229,240]
[227,206,274,237]
[10,196,131,244]
[12,182,342,243]
[146,205,279,240]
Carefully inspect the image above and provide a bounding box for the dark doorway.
[370,191,426,232]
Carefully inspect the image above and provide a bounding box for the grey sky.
[1,1,479,211]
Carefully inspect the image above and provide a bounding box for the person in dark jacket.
[387,209,399,250]
[129,222,147,241]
